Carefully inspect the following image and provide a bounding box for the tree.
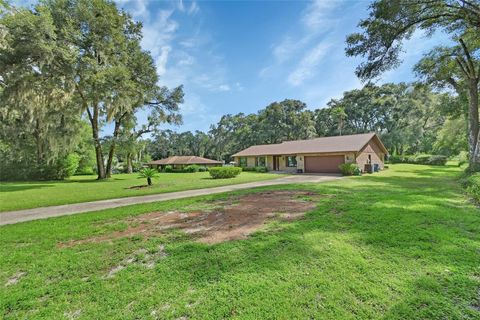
[330,105,347,136]
[0,5,84,180]
[36,0,183,179]
[346,0,480,169]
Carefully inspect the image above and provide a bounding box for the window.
[255,156,266,167]
[286,156,297,167]
[368,154,372,164]
[239,157,247,167]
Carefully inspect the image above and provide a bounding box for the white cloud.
[188,2,199,15]
[218,84,231,91]
[177,0,185,12]
[288,42,331,86]
[260,0,341,85]
[155,46,171,76]
[302,0,341,30]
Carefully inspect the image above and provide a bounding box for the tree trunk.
[34,118,43,166]
[105,120,121,178]
[89,104,106,180]
[126,153,133,174]
[468,78,480,170]
[147,177,152,186]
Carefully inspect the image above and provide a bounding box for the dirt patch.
[103,245,167,279]
[4,271,26,287]
[62,191,320,246]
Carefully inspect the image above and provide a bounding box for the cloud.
[218,84,231,91]
[188,2,199,15]
[301,0,341,30]
[155,46,171,76]
[287,42,331,86]
[260,0,342,84]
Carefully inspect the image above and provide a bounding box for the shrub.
[457,151,468,167]
[414,154,431,164]
[338,163,358,176]
[388,154,447,166]
[427,155,447,165]
[198,166,207,172]
[138,168,158,186]
[387,155,405,164]
[255,166,268,173]
[240,166,256,172]
[184,164,200,173]
[164,165,173,173]
[209,167,242,179]
[461,173,480,203]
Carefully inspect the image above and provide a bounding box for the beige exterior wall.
[266,155,274,171]
[356,140,385,171]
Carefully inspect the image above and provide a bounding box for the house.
[232,133,388,173]
[147,156,223,170]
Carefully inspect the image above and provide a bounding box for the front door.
[273,156,280,171]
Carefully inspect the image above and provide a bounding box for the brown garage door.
[304,155,344,173]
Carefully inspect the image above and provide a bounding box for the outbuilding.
[147,156,222,170]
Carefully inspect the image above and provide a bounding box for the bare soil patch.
[61,190,319,246]
[4,271,26,287]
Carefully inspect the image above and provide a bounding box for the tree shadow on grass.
[0,184,54,192]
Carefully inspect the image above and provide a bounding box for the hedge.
[240,166,268,173]
[209,167,242,179]
[388,154,447,166]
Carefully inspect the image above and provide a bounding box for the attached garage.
[304,155,344,173]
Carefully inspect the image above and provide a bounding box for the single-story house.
[147,156,223,170]
[232,132,388,173]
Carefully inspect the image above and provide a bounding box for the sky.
[16,0,451,134]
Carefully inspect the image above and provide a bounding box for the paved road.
[0,174,341,226]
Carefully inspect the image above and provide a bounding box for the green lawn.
[0,171,280,212]
[1,164,479,319]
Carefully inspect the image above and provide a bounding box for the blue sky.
[16,0,450,134]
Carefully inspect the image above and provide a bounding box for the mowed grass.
[1,164,479,319]
[0,171,280,212]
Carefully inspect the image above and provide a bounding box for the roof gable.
[149,156,222,165]
[232,133,388,157]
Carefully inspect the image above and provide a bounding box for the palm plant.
[139,168,158,186]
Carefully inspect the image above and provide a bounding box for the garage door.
[304,155,344,173]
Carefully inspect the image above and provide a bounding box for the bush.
[457,151,468,167]
[387,154,447,166]
[240,166,268,172]
[427,155,447,165]
[413,154,431,164]
[338,163,358,176]
[184,164,200,173]
[209,167,242,179]
[461,173,480,203]
[164,165,173,173]
[198,166,207,172]
[387,155,404,164]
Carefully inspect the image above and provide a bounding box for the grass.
[0,171,280,212]
[1,164,479,319]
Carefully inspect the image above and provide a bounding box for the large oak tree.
[345,0,480,169]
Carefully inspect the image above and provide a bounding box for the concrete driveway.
[0,174,341,226]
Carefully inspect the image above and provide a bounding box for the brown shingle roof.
[232,133,388,156]
[148,156,222,165]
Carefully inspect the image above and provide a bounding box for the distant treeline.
[147,83,466,162]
